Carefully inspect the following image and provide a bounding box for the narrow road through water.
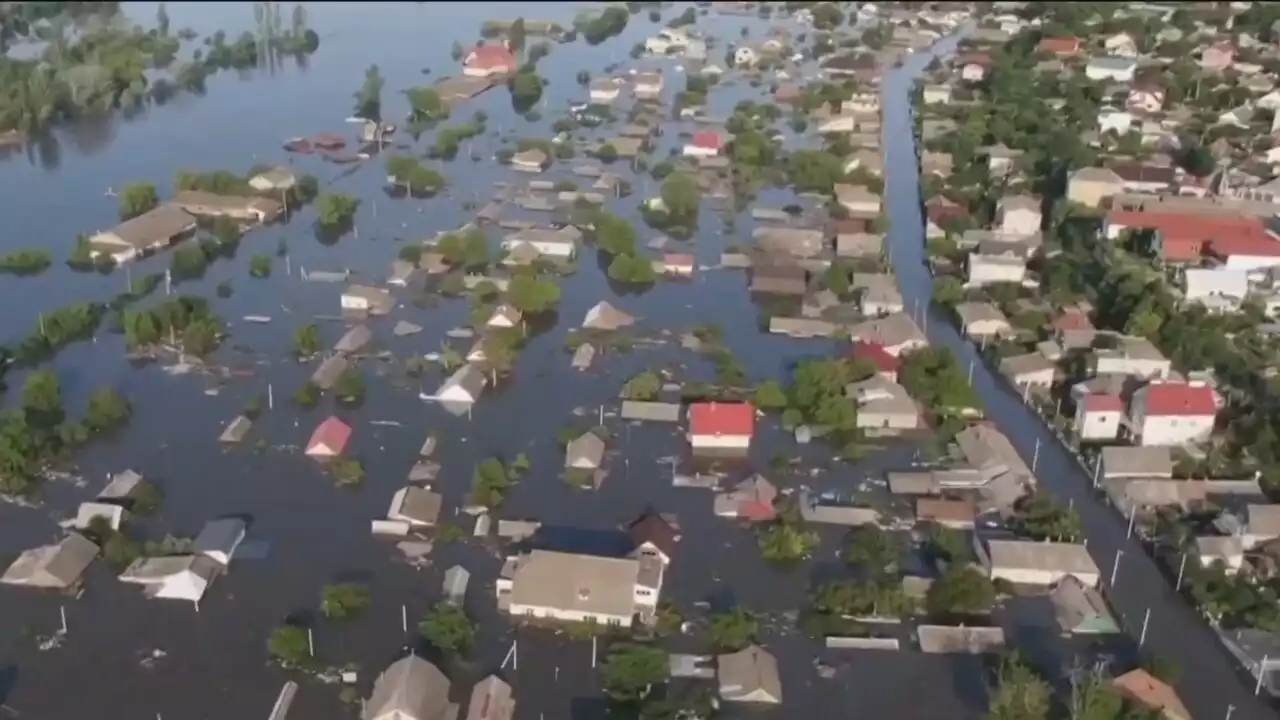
[880,34,1274,720]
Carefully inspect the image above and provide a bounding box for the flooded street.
[0,3,980,718]
[881,31,1274,720]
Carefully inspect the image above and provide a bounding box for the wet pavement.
[881,31,1277,720]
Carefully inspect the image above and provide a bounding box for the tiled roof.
[1138,383,1216,417]
[850,340,901,372]
[690,130,722,150]
[689,402,755,437]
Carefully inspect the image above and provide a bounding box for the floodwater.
[0,4,1095,720]
[882,31,1277,720]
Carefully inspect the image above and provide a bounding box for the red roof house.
[1037,36,1081,55]
[306,416,352,457]
[688,402,755,449]
[684,130,723,157]
[1130,382,1217,447]
[851,340,901,381]
[1082,394,1123,413]
[462,44,518,77]
[1103,210,1267,263]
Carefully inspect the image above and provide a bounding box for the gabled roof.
[464,44,517,71]
[306,415,353,454]
[717,645,782,703]
[850,340,901,372]
[690,130,722,150]
[1112,669,1190,720]
[627,509,679,558]
[689,402,754,437]
[365,654,456,720]
[465,675,514,720]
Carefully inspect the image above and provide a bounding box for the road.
[880,32,1275,720]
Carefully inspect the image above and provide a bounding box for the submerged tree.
[418,601,475,655]
[353,64,384,121]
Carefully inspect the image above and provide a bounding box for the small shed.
[99,469,145,500]
[219,415,253,443]
[443,565,471,605]
[194,518,247,566]
[75,501,128,531]
[620,401,681,423]
[419,435,438,457]
[571,343,596,370]
[408,461,441,484]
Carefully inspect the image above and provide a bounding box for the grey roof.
[310,354,349,390]
[1,533,99,588]
[620,400,681,422]
[439,364,487,401]
[393,487,443,525]
[1000,353,1055,379]
[1051,575,1118,633]
[335,324,374,354]
[364,655,458,720]
[1100,446,1174,479]
[917,625,1006,654]
[99,469,145,500]
[95,205,197,249]
[219,415,253,443]
[987,540,1098,576]
[571,343,596,369]
[465,675,514,720]
[193,518,246,562]
[954,301,1009,328]
[395,320,424,337]
[443,565,471,604]
[581,301,635,331]
[752,227,825,258]
[954,424,1032,484]
[565,432,606,469]
[508,550,639,619]
[718,645,782,704]
[848,312,926,349]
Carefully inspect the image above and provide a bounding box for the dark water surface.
[0,4,1130,719]
[882,32,1276,720]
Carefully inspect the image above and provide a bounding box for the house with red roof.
[1128,382,1217,447]
[1209,232,1280,271]
[688,401,755,450]
[1037,36,1080,56]
[1103,209,1268,264]
[1075,393,1122,441]
[682,130,723,158]
[462,44,518,78]
[306,416,352,457]
[661,253,696,276]
[850,340,901,383]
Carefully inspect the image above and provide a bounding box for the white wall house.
[1074,394,1123,441]
[1097,108,1134,135]
[498,550,656,626]
[1085,57,1137,82]
[1184,267,1248,302]
[687,402,754,450]
[1129,382,1216,447]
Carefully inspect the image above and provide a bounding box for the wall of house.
[857,411,919,430]
[1013,369,1055,388]
[689,434,751,449]
[1135,414,1215,446]
[1067,180,1120,208]
[1095,357,1170,379]
[967,260,1027,286]
[1000,208,1040,236]
[991,567,1099,587]
[1076,409,1122,440]
[506,603,631,626]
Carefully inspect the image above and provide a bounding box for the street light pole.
[1109,549,1124,587]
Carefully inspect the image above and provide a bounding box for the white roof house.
[193,518,247,566]
[119,555,222,605]
[434,364,488,404]
[985,540,1100,587]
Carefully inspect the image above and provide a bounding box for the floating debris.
[242,315,272,324]
[393,320,423,336]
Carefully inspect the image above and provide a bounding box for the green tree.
[248,253,271,278]
[386,155,445,194]
[84,386,131,433]
[291,322,321,357]
[267,624,312,667]
[320,582,371,620]
[508,17,527,53]
[932,276,964,305]
[507,273,560,314]
[621,371,661,400]
[602,643,669,702]
[1009,492,1082,542]
[21,369,63,428]
[757,518,818,562]
[315,193,359,228]
[170,243,209,281]
[986,653,1051,720]
[753,380,788,410]
[659,172,701,219]
[788,150,845,193]
[404,86,448,123]
[293,382,320,408]
[510,71,543,111]
[436,228,488,269]
[470,457,513,507]
[921,523,972,564]
[333,369,365,404]
[842,526,903,576]
[707,607,758,651]
[926,565,996,617]
[607,253,657,284]
[418,601,476,655]
[353,64,384,121]
[594,210,637,255]
[118,182,158,219]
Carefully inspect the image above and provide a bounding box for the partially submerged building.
[1,533,98,589]
[89,205,197,263]
[306,416,353,457]
[717,645,782,704]
[364,654,459,720]
[496,549,660,626]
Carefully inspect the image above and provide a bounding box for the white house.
[633,72,664,99]
[688,402,754,450]
[922,84,952,105]
[955,302,1014,340]
[498,550,658,625]
[119,555,221,606]
[1184,267,1248,303]
[1097,107,1134,136]
[1074,393,1123,441]
[501,228,577,259]
[589,79,621,103]
[986,540,1100,587]
[434,364,488,404]
[486,304,523,329]
[847,377,920,430]
[341,285,393,315]
[1086,56,1137,82]
[966,253,1027,287]
[1129,381,1216,447]
[997,195,1041,235]
[1094,337,1171,379]
[1103,33,1138,58]
[733,46,758,67]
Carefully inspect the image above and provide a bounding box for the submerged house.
[118,555,222,606]
[1050,575,1120,635]
[306,416,353,457]
[466,675,514,720]
[1,533,99,589]
[565,432,606,470]
[435,364,488,404]
[387,486,444,528]
[582,301,636,331]
[718,645,782,705]
[88,205,197,263]
[364,654,459,720]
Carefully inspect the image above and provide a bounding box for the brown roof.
[627,509,679,558]
[915,498,977,525]
[1112,669,1190,720]
[97,205,197,248]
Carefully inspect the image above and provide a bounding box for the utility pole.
[1109,549,1123,587]
[1139,607,1151,648]
[1031,437,1040,473]
[1176,553,1187,591]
